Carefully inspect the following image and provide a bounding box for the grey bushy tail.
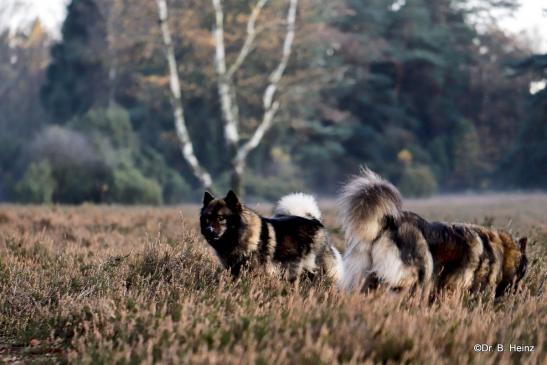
[337,168,403,289]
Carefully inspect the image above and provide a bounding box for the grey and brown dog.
[200,191,343,281]
[338,168,527,296]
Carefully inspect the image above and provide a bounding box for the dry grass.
[0,194,545,364]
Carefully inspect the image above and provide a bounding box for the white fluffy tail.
[338,168,402,248]
[337,168,403,290]
[274,193,322,221]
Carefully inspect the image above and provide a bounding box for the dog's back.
[398,212,528,295]
[273,193,344,282]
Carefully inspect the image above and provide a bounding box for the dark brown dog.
[200,191,343,281]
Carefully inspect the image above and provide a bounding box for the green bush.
[398,165,438,198]
[163,170,191,204]
[54,161,112,203]
[15,161,56,203]
[68,105,137,167]
[136,148,191,203]
[110,166,163,205]
[27,126,113,204]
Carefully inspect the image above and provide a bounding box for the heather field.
[0,194,545,364]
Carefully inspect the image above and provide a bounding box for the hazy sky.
[497,0,547,51]
[3,0,547,51]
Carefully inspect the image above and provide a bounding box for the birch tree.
[156,0,299,194]
[155,0,213,190]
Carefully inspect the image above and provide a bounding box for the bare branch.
[235,101,280,166]
[226,0,269,80]
[156,0,212,190]
[212,0,239,146]
[264,0,297,109]
[235,0,298,164]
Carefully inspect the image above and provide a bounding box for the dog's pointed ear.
[203,191,215,206]
[224,190,241,211]
[518,237,527,253]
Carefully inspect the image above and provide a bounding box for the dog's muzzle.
[204,226,221,241]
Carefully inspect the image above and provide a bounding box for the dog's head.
[200,190,242,243]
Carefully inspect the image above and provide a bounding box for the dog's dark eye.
[217,216,226,222]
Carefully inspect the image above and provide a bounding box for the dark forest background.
[1,0,546,204]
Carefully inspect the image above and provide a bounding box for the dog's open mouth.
[204,232,222,242]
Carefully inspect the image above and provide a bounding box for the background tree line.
[0,0,545,204]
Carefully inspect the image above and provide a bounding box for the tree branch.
[235,0,298,164]
[212,0,239,147]
[156,0,212,190]
[226,0,269,80]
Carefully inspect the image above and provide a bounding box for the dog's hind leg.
[443,228,484,293]
[361,272,381,292]
[371,231,420,291]
[407,225,434,297]
[340,239,372,290]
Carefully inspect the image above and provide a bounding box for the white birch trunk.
[226,0,269,79]
[156,0,213,190]
[212,0,239,148]
[210,0,299,193]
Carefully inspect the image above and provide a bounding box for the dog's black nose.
[207,226,215,234]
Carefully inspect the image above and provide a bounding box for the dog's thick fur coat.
[201,191,343,282]
[339,168,527,296]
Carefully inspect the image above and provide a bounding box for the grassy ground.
[0,194,545,364]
